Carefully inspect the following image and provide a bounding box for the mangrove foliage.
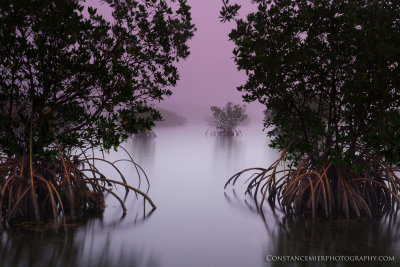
[0,0,195,228]
[221,0,400,218]
[207,102,247,136]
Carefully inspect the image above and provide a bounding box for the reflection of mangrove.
[135,130,157,138]
[224,190,400,267]
[206,127,242,136]
[224,190,264,216]
[0,215,159,267]
[132,135,156,163]
[266,216,400,267]
[214,136,241,153]
[213,137,243,170]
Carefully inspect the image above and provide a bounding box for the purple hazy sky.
[158,0,263,122]
[163,0,248,105]
[88,0,264,122]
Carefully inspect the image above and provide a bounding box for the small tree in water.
[222,0,400,218]
[0,0,194,228]
[208,102,247,136]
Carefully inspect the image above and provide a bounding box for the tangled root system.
[0,146,156,230]
[225,149,400,219]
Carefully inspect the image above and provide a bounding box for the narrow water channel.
[1,124,400,267]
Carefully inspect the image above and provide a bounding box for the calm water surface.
[1,125,400,267]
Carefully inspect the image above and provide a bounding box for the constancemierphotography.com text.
[265,255,395,263]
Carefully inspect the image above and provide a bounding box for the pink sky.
[158,0,264,122]
[162,0,247,106]
[88,0,264,122]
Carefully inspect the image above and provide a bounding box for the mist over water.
[2,124,400,267]
[6,113,393,260]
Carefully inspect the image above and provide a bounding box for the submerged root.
[0,147,155,230]
[206,127,242,136]
[225,149,400,219]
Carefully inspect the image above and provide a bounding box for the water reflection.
[224,190,400,267]
[0,216,159,267]
[8,125,390,267]
[265,216,400,267]
[131,135,156,168]
[213,136,243,172]
[224,190,263,216]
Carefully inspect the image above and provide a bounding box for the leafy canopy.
[0,0,195,156]
[221,0,400,167]
[211,102,247,132]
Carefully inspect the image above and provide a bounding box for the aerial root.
[0,147,155,230]
[225,149,400,218]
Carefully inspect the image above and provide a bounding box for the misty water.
[1,124,400,267]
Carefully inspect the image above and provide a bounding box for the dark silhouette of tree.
[0,0,194,155]
[207,102,247,136]
[222,0,400,218]
[0,0,194,226]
